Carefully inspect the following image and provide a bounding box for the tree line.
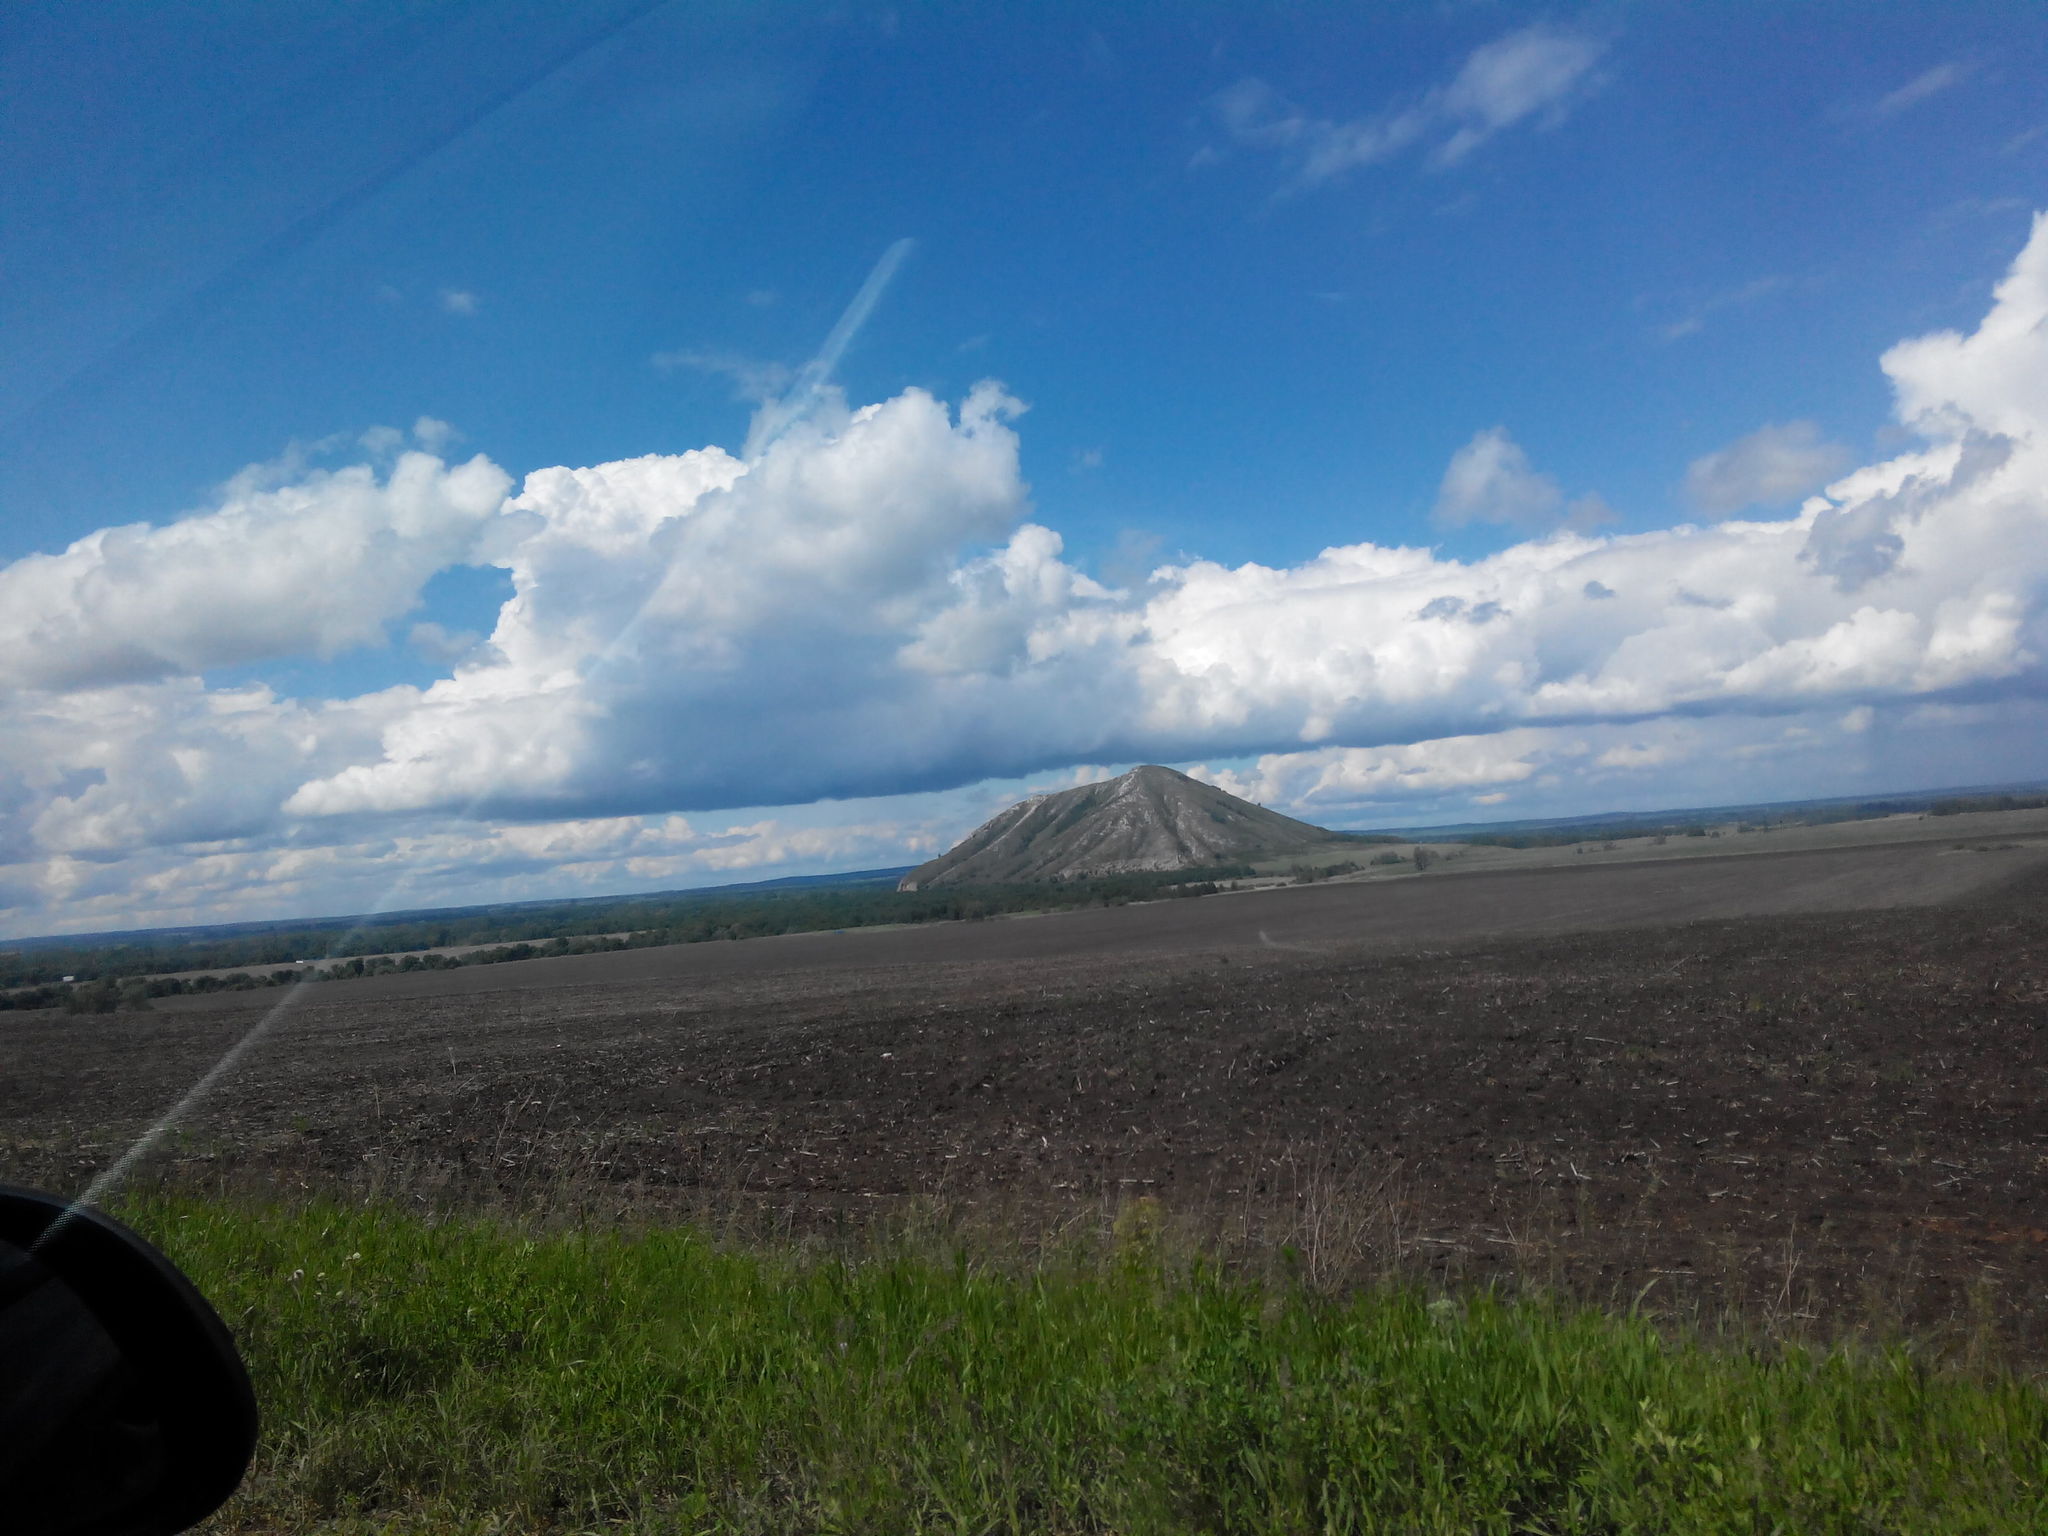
[1452,794,2031,851]
[1,866,1254,1010]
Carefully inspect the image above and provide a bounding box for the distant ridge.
[0,868,916,952]
[898,765,1334,890]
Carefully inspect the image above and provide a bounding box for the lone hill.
[898,765,1337,889]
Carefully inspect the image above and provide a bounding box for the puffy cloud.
[285,381,1032,819]
[1685,421,1855,515]
[3,216,2047,933]
[1800,434,2012,593]
[1434,426,1564,527]
[1213,24,1606,189]
[1882,219,2048,440]
[1433,429,1613,533]
[0,451,512,691]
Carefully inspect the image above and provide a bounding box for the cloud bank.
[2,216,2045,933]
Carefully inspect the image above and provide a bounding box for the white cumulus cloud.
[1434,427,1565,528]
[0,451,512,692]
[284,381,1032,819]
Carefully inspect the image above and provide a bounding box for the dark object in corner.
[0,1186,257,1535]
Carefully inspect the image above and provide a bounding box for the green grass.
[135,1195,2045,1534]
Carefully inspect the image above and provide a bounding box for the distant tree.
[1412,846,1435,872]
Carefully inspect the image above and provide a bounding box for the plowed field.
[7,838,2046,1351]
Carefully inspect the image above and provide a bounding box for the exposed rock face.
[898,765,1334,889]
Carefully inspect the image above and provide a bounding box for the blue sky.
[3,2,2046,934]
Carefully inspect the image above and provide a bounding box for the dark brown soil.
[5,841,2045,1355]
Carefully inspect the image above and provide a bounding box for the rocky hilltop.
[898,765,1335,889]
